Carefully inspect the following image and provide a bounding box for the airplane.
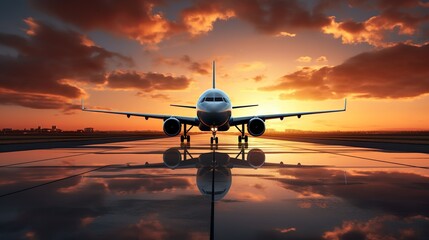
[82,61,347,144]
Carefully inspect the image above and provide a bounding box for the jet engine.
[247,117,265,136]
[163,117,181,136]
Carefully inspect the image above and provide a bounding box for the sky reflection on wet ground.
[1,135,428,240]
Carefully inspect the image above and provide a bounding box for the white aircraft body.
[82,61,346,143]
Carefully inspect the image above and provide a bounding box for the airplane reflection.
[141,146,266,201]
[129,145,326,201]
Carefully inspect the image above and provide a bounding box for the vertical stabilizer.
[212,61,216,89]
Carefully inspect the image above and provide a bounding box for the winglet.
[344,98,347,111]
[212,60,216,89]
[81,99,85,110]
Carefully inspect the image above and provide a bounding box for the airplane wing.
[230,99,347,126]
[81,100,199,126]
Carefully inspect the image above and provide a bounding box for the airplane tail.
[212,60,216,89]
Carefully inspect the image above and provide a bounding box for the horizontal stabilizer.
[170,104,196,109]
[232,104,258,109]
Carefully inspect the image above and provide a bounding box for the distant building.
[2,128,12,132]
[84,128,94,133]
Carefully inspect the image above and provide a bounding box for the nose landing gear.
[210,127,218,144]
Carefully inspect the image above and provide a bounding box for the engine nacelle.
[163,117,181,136]
[247,117,265,136]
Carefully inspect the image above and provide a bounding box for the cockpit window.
[201,96,227,102]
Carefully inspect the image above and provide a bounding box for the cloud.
[236,61,266,72]
[260,43,429,99]
[323,1,429,47]
[252,75,266,82]
[276,31,296,37]
[0,18,131,110]
[275,227,296,234]
[296,56,312,63]
[0,89,80,112]
[136,92,171,100]
[275,168,429,218]
[155,55,211,75]
[33,0,173,46]
[323,215,429,240]
[106,70,192,92]
[33,0,429,47]
[106,178,190,194]
[316,56,328,62]
[180,2,235,36]
[223,0,331,35]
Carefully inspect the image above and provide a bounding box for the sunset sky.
[1,0,428,131]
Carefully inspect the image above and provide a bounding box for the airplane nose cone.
[205,102,227,112]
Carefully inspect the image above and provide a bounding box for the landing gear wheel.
[215,137,218,144]
[186,135,190,142]
[180,135,184,143]
[238,135,242,142]
[210,137,214,144]
[244,135,248,143]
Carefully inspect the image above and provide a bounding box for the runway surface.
[1,134,428,239]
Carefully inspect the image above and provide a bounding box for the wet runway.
[1,134,428,240]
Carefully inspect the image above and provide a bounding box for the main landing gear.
[235,124,248,143]
[180,124,193,143]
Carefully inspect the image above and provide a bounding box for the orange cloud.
[296,56,312,63]
[323,215,428,240]
[316,56,328,62]
[181,3,234,36]
[252,75,266,82]
[261,43,429,99]
[236,61,266,72]
[276,31,297,37]
[323,8,429,47]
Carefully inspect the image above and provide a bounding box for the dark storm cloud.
[261,43,429,99]
[107,70,191,92]
[0,18,131,110]
[32,0,175,46]
[274,168,429,217]
[0,90,80,111]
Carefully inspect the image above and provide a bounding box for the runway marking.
[293,146,429,169]
[0,148,119,168]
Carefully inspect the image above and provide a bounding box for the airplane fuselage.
[196,89,232,132]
